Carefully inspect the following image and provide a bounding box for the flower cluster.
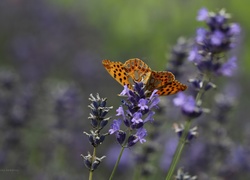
[167,8,244,180]
[188,8,240,77]
[109,82,160,147]
[82,93,113,171]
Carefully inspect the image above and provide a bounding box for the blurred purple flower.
[173,93,202,118]
[196,28,207,43]
[144,111,155,123]
[228,146,250,169]
[197,8,209,21]
[188,47,202,63]
[229,23,241,35]
[211,30,225,46]
[160,137,178,171]
[105,145,135,170]
[194,8,241,54]
[217,57,237,76]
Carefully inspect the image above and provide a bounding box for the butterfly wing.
[146,71,187,96]
[156,80,187,96]
[102,59,130,87]
[123,58,152,86]
[146,71,175,92]
[102,59,187,96]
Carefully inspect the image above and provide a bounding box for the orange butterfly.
[102,58,187,96]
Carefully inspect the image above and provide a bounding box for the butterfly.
[102,58,187,96]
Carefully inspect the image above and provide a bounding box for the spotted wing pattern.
[156,80,187,96]
[146,71,175,92]
[146,71,187,95]
[102,59,130,87]
[123,58,152,87]
[102,58,187,96]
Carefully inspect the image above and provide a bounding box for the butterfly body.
[102,58,187,96]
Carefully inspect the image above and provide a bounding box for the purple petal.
[109,119,122,134]
[211,31,224,45]
[116,106,126,120]
[182,96,196,113]
[196,28,207,43]
[173,92,186,107]
[229,23,241,35]
[138,99,148,110]
[131,112,143,124]
[144,111,155,123]
[120,85,129,96]
[188,47,202,63]
[134,128,147,144]
[197,8,209,21]
[217,57,237,76]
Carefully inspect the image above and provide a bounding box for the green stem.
[89,147,96,180]
[109,146,125,180]
[165,119,192,180]
[165,73,210,180]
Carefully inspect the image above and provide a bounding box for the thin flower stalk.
[108,82,160,179]
[165,8,240,179]
[82,93,113,180]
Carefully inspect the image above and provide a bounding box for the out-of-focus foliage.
[52,0,250,71]
[0,0,249,180]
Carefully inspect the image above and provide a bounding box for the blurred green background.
[0,0,249,180]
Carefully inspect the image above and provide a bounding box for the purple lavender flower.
[109,82,159,147]
[116,106,125,119]
[187,8,240,100]
[134,128,147,144]
[229,23,241,35]
[144,111,155,123]
[173,93,202,118]
[120,84,130,96]
[189,8,241,74]
[197,8,209,21]
[196,28,207,44]
[82,94,113,171]
[138,99,149,110]
[210,30,225,46]
[109,119,122,134]
[85,94,113,147]
[188,46,202,63]
[131,112,143,124]
[216,56,237,77]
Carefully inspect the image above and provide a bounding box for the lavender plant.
[165,8,241,179]
[108,82,160,179]
[81,93,112,179]
[81,7,243,180]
